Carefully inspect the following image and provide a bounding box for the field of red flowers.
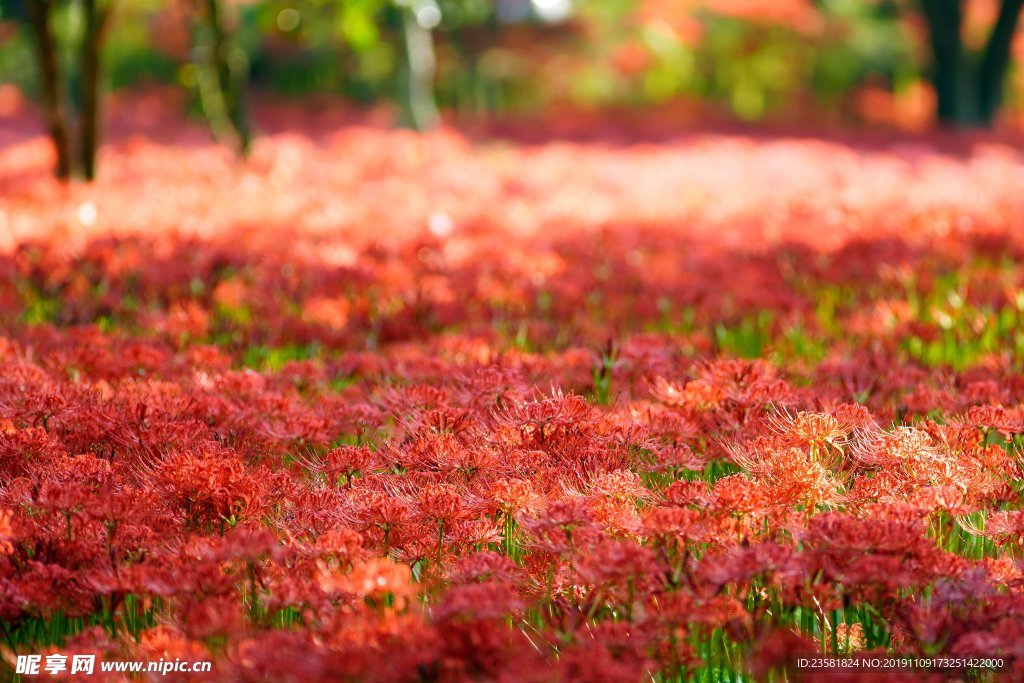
[4,105,1024,681]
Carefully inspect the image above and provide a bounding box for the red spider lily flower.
[8,108,1024,680]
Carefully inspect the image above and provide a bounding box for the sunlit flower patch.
[3,113,1024,680]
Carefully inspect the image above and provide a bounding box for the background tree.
[80,0,113,179]
[919,0,1024,126]
[8,0,1024,169]
[395,0,442,131]
[19,0,112,181]
[24,0,72,179]
[194,0,252,155]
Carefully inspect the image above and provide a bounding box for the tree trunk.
[26,0,72,180]
[920,0,968,125]
[920,0,1024,127]
[80,0,111,181]
[399,7,441,132]
[200,0,251,156]
[978,0,1024,125]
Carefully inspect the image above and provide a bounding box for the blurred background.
[2,0,1024,178]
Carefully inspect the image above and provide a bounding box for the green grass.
[241,342,322,371]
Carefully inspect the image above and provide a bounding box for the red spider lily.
[5,106,1024,680]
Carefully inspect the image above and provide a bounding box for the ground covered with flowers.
[4,109,1024,681]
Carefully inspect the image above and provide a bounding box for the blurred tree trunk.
[80,0,111,181]
[978,0,1024,123]
[454,19,502,122]
[26,0,72,180]
[198,0,251,156]
[920,0,967,124]
[398,6,441,131]
[920,0,1024,127]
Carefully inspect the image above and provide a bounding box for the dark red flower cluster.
[3,108,1024,680]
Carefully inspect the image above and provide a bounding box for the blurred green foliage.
[0,0,1007,124]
